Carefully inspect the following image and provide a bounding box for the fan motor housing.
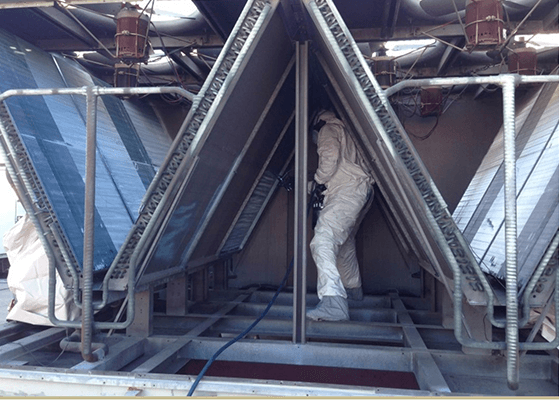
[508,47,537,75]
[372,56,396,89]
[465,0,504,50]
[115,5,150,63]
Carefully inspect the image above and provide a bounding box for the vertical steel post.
[293,41,309,344]
[502,75,519,390]
[81,86,98,362]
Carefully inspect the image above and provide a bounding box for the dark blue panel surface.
[0,29,170,273]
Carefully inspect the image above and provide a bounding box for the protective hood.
[316,110,339,124]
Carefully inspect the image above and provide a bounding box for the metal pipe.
[81,86,98,363]
[502,75,519,390]
[0,86,195,103]
[385,72,559,332]
[384,74,559,97]
[60,330,108,359]
[0,86,193,316]
[293,40,308,344]
[0,86,189,334]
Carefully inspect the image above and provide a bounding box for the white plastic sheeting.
[3,215,79,325]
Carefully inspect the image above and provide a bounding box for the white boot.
[306,296,349,321]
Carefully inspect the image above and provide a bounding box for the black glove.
[311,183,326,210]
[310,182,326,229]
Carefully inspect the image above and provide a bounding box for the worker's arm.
[314,123,341,185]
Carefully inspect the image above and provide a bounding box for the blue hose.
[187,258,294,396]
[187,186,313,396]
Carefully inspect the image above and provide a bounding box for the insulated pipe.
[501,75,519,391]
[68,8,209,38]
[81,86,98,363]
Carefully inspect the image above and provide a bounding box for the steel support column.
[293,40,309,344]
[501,76,519,391]
[81,86,97,363]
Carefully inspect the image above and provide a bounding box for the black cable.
[405,114,439,141]
[187,257,294,396]
[187,195,313,396]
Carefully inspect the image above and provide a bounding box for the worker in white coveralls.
[307,109,374,321]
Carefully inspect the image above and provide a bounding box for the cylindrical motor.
[465,0,504,50]
[508,47,537,75]
[114,63,140,92]
[372,56,396,89]
[115,5,150,63]
[420,87,443,117]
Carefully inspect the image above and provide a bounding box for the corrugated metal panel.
[453,81,559,290]
[0,29,170,274]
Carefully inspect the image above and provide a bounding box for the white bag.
[3,215,80,325]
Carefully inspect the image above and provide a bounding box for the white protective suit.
[308,111,373,319]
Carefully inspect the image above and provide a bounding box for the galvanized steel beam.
[391,295,450,392]
[0,365,435,397]
[0,328,67,363]
[293,40,308,345]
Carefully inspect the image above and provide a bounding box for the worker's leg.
[337,188,374,301]
[308,183,368,321]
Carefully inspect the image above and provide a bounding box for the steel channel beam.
[250,290,391,307]
[179,337,556,383]
[0,328,67,363]
[71,337,146,371]
[391,295,450,392]
[133,291,255,374]
[206,318,404,344]
[229,302,397,322]
[0,323,27,341]
[293,40,309,344]
[183,337,413,372]
[0,365,435,397]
